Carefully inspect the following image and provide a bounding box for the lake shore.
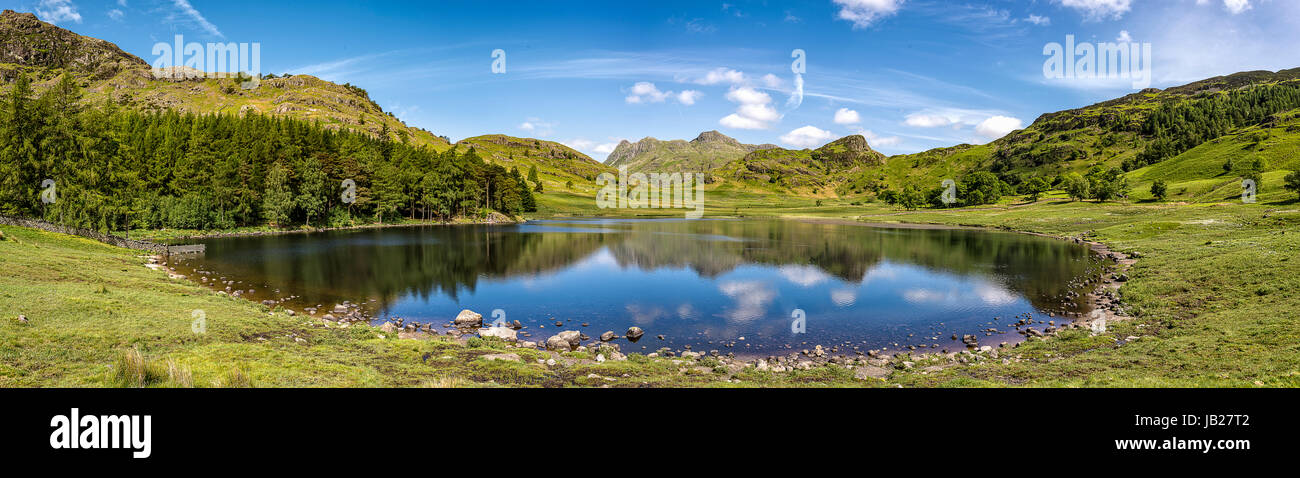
[3,199,1297,387]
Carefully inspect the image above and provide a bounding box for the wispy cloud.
[170,0,223,38]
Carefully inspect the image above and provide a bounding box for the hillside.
[454,135,615,213]
[606,130,778,172]
[715,135,887,196]
[0,9,450,150]
[843,68,1300,202]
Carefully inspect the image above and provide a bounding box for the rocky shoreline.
[146,223,1139,384]
[146,213,521,241]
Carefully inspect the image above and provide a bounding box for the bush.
[1150,179,1168,201]
[1285,171,1300,199]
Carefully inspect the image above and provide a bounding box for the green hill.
[715,134,887,196]
[0,9,451,150]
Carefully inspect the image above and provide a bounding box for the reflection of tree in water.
[197,220,1095,316]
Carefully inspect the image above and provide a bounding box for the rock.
[284,309,296,317]
[479,327,517,341]
[481,353,521,363]
[681,351,701,359]
[599,331,616,342]
[546,331,583,351]
[595,354,606,363]
[961,334,979,346]
[16,315,28,324]
[332,304,348,315]
[261,300,276,307]
[380,322,396,334]
[509,320,524,330]
[755,359,770,371]
[454,309,483,327]
[626,327,645,342]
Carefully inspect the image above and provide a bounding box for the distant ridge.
[606,130,778,172]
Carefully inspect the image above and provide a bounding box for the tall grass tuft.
[110,349,193,388]
[216,365,255,388]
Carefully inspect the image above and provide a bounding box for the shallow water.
[171,218,1102,356]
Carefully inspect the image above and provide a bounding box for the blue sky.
[12,0,1300,159]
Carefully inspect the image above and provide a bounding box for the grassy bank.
[3,196,1298,388]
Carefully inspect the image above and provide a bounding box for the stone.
[332,304,348,315]
[626,327,645,342]
[595,354,606,363]
[479,327,517,341]
[284,309,296,317]
[546,331,583,351]
[380,322,396,334]
[454,309,483,327]
[599,331,616,342]
[17,315,28,324]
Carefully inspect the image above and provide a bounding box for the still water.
[172,219,1100,356]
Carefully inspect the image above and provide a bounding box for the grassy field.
[3,193,1299,387]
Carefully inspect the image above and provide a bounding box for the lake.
[170,218,1103,357]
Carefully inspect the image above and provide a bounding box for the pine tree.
[262,162,294,227]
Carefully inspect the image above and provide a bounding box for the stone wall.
[0,215,204,256]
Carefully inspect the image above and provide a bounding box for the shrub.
[1150,179,1168,201]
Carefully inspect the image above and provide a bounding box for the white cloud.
[565,138,622,158]
[518,118,555,137]
[1026,14,1051,26]
[760,73,784,88]
[833,107,862,125]
[107,9,124,21]
[626,82,701,106]
[1116,30,1133,42]
[833,0,905,29]
[780,125,836,148]
[860,129,903,147]
[720,86,780,130]
[36,0,82,24]
[676,90,704,105]
[975,115,1024,139]
[625,82,671,104]
[171,0,223,38]
[1222,0,1252,14]
[697,68,747,85]
[904,113,954,128]
[1056,0,1133,20]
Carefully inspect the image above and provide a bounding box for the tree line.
[0,73,537,233]
[1129,82,1300,170]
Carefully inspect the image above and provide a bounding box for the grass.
[4,191,1300,388]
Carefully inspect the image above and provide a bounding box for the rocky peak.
[0,9,147,78]
[691,130,740,146]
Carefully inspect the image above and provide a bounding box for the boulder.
[379,322,396,334]
[454,309,483,327]
[479,327,518,341]
[626,327,645,342]
[599,331,616,342]
[854,366,891,380]
[332,304,349,315]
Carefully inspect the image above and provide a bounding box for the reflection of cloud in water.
[624,304,667,326]
[677,303,697,320]
[861,263,900,285]
[975,284,1016,306]
[902,282,1018,306]
[830,289,857,307]
[718,280,776,323]
[779,265,831,288]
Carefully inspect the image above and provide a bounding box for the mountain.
[0,9,450,150]
[715,135,887,195]
[606,130,778,172]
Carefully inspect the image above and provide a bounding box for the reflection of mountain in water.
[188,220,1094,316]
